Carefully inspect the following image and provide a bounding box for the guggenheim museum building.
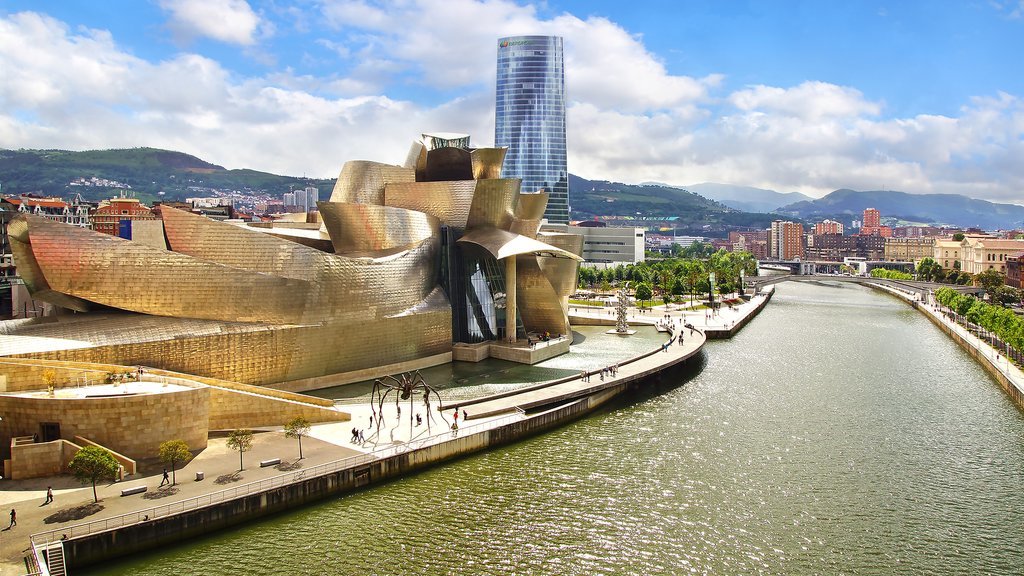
[0,134,584,392]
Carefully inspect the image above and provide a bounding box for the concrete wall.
[207,387,348,430]
[7,438,81,480]
[0,387,209,461]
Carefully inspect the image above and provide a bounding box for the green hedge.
[870,268,913,280]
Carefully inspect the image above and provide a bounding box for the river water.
[87,282,1024,575]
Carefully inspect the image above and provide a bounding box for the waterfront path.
[6,290,773,573]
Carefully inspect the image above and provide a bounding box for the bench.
[259,458,281,468]
[120,486,147,497]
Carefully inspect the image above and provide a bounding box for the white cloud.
[158,0,267,45]
[1,5,1023,206]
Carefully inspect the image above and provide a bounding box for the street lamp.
[709,271,716,312]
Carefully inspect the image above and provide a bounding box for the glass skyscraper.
[495,35,568,224]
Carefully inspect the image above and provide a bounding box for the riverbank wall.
[866,282,1024,411]
[705,286,774,339]
[52,340,702,571]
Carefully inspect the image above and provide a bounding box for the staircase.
[43,542,66,576]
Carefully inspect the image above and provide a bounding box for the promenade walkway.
[4,290,774,574]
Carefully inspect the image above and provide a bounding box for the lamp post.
[708,271,716,313]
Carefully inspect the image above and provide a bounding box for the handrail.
[29,410,524,547]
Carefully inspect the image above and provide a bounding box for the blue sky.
[1,1,1022,203]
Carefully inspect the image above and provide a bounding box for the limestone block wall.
[0,387,210,461]
[7,438,82,480]
[207,388,348,431]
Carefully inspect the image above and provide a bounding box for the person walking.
[159,468,170,487]
[8,509,15,528]
[44,486,53,505]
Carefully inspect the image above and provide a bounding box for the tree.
[158,440,193,486]
[69,446,120,503]
[952,232,965,241]
[227,429,254,471]
[975,269,1006,294]
[284,416,311,460]
[635,282,653,307]
[993,285,1021,307]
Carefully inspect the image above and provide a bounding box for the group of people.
[582,364,619,382]
[350,428,366,443]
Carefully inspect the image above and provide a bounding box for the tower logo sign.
[499,39,530,48]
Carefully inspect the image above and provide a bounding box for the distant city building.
[1,195,89,228]
[884,237,935,263]
[495,35,568,224]
[543,223,643,268]
[960,235,1024,275]
[860,208,891,237]
[806,234,885,262]
[934,238,965,270]
[728,230,768,259]
[187,197,234,209]
[1006,253,1024,288]
[305,186,319,210]
[92,196,156,237]
[814,219,844,235]
[769,220,804,260]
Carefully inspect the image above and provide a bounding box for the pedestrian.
[159,468,170,487]
[44,486,53,505]
[453,409,459,425]
[369,414,373,426]
[8,509,15,528]
[397,405,401,418]
[463,409,468,422]
[416,414,422,426]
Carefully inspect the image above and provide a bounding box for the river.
[86,281,1024,575]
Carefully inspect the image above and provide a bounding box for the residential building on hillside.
[769,220,804,260]
[728,230,768,259]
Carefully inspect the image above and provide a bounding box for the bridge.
[746,274,984,299]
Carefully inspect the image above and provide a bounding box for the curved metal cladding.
[384,181,478,229]
[161,206,439,321]
[457,227,583,262]
[510,191,548,238]
[6,217,93,313]
[495,35,568,224]
[516,255,569,336]
[329,160,415,205]
[467,178,520,230]
[20,215,317,324]
[471,147,507,180]
[423,147,473,182]
[403,140,427,173]
[536,231,584,314]
[318,202,439,256]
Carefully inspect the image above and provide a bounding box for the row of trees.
[935,287,1024,354]
[578,248,758,304]
[68,417,313,502]
[915,258,974,285]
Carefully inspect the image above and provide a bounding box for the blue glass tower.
[495,35,568,224]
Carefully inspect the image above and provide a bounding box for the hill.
[570,174,780,233]
[777,188,1024,229]
[0,148,330,205]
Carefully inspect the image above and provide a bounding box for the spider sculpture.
[370,370,449,436]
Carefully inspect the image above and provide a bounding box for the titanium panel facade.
[496,35,569,224]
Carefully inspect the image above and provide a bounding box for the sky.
[1,0,1023,203]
